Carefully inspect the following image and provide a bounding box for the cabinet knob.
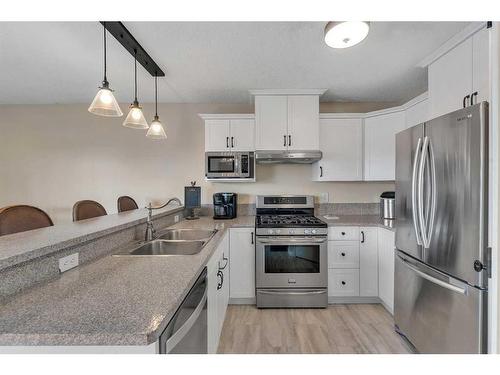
[341,252,346,257]
[341,281,346,285]
[341,231,346,236]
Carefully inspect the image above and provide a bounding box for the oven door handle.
[258,289,327,296]
[257,237,327,244]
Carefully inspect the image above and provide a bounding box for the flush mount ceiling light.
[324,21,370,49]
[123,50,149,129]
[88,23,123,117]
[146,75,167,140]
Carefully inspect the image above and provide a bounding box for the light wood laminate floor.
[218,304,413,354]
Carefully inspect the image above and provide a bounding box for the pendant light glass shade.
[146,75,167,140]
[146,115,167,139]
[89,23,123,117]
[88,82,123,117]
[123,51,148,129]
[123,101,149,129]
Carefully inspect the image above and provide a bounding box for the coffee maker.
[213,193,237,219]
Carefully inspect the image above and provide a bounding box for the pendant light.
[88,23,123,117]
[324,21,370,49]
[123,50,149,129]
[146,75,167,140]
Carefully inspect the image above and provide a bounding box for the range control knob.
[304,229,311,235]
[268,229,274,235]
[311,229,317,234]
[289,229,295,235]
[276,229,281,234]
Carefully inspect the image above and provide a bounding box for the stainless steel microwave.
[205,151,254,179]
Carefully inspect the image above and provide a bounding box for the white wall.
[0,102,395,224]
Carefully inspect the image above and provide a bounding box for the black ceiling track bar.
[100,21,165,77]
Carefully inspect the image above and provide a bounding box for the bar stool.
[0,205,54,236]
[72,200,107,222]
[117,196,139,213]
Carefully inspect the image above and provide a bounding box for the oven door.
[256,236,327,288]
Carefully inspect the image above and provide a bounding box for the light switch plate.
[59,253,79,273]
[174,215,180,223]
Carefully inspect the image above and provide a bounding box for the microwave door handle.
[418,136,430,249]
[412,137,423,246]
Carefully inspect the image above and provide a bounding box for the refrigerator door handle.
[418,136,430,248]
[427,140,437,246]
[398,254,468,295]
[412,137,423,246]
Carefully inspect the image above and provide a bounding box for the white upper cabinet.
[287,95,319,150]
[364,110,406,181]
[253,91,323,151]
[202,115,255,152]
[205,119,231,152]
[405,96,429,129]
[313,117,363,181]
[230,119,255,151]
[428,26,490,119]
[428,38,473,119]
[472,27,490,104]
[255,95,288,150]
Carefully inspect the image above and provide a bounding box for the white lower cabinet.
[229,228,256,300]
[207,232,230,354]
[359,227,378,297]
[328,269,360,296]
[377,228,395,314]
[328,227,379,300]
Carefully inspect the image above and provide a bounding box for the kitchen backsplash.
[200,203,379,217]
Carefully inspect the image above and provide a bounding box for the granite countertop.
[0,205,185,271]
[0,216,254,346]
[319,215,395,231]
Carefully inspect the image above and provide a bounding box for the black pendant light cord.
[134,49,138,103]
[103,22,107,84]
[155,75,158,117]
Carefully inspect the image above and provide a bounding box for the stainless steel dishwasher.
[159,267,207,354]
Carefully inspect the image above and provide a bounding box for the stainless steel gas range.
[255,195,328,308]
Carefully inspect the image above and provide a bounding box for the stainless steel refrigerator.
[394,102,490,354]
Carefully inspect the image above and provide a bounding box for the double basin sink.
[115,229,217,257]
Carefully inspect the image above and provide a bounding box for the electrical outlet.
[174,215,180,223]
[318,193,329,204]
[59,253,79,273]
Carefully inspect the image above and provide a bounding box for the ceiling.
[0,21,470,105]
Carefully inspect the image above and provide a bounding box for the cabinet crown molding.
[249,89,327,96]
[199,113,255,120]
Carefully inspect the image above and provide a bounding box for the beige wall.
[0,102,395,224]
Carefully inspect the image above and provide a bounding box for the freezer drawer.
[394,251,487,354]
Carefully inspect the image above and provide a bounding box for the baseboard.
[379,300,394,315]
[328,296,381,304]
[229,297,256,305]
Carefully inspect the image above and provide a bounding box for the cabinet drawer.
[328,241,360,269]
[328,226,359,241]
[328,269,360,297]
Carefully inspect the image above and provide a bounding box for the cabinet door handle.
[283,135,287,147]
[361,231,365,243]
[217,270,224,290]
[471,92,478,105]
[463,95,470,108]
[231,136,234,148]
[251,231,254,244]
[320,166,323,178]
[288,135,291,147]
[341,281,346,285]
[226,136,229,148]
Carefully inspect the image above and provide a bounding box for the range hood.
[255,150,322,164]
